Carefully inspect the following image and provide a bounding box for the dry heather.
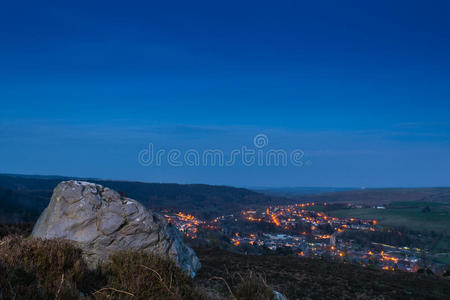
[234,272,274,300]
[0,235,87,299]
[0,234,271,300]
[95,251,206,300]
[195,247,450,299]
[0,224,280,300]
[0,223,34,239]
[0,236,206,300]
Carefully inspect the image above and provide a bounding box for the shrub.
[234,272,274,300]
[0,223,34,239]
[0,236,209,299]
[0,261,41,300]
[95,251,206,300]
[0,235,87,299]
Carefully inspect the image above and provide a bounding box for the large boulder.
[31,180,201,277]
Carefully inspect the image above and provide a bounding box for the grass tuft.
[95,250,207,299]
[0,235,87,299]
[234,272,274,300]
[0,235,209,299]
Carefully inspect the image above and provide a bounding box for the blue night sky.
[1,0,450,187]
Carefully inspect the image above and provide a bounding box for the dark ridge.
[0,173,286,222]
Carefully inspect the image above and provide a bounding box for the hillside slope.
[0,174,283,222]
[195,248,450,299]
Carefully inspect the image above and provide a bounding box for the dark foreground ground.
[1,223,449,299]
[195,248,450,299]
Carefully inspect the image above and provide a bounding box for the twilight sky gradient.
[1,0,450,187]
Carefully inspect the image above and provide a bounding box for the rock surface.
[273,290,286,300]
[31,180,201,277]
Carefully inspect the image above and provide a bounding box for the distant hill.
[0,186,50,223]
[295,188,450,205]
[0,174,285,223]
[2,173,449,224]
[256,186,356,197]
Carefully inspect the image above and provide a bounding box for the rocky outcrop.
[273,290,286,300]
[31,180,201,277]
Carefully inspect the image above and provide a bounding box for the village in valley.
[163,202,447,275]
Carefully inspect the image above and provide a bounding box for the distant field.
[327,202,450,235]
[297,187,450,205]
